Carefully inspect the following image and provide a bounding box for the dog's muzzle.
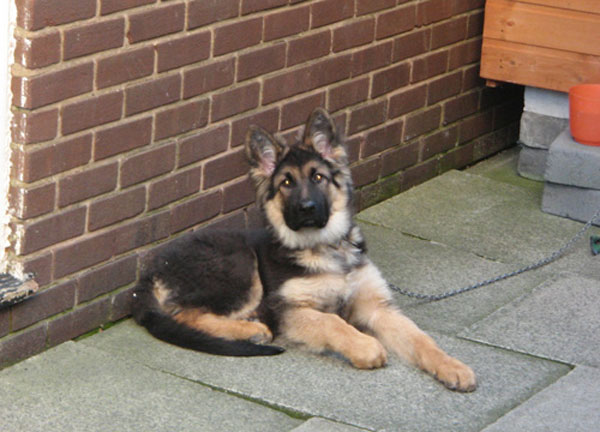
[285,198,329,231]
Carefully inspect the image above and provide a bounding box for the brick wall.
[1,0,523,366]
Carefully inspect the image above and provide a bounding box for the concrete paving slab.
[0,341,301,432]
[542,182,600,227]
[83,320,570,432]
[291,418,369,432]
[481,366,600,432]
[358,222,550,334]
[461,273,600,367]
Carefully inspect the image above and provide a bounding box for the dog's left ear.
[245,125,284,180]
[304,108,346,163]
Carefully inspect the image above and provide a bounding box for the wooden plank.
[484,0,600,57]
[480,39,600,93]
[517,0,600,15]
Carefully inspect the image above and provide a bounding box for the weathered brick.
[431,16,467,49]
[264,6,310,41]
[19,206,86,254]
[333,18,375,52]
[459,110,494,144]
[155,99,209,141]
[101,0,155,15]
[11,108,58,144]
[208,212,246,231]
[126,74,181,116]
[188,0,239,29]
[281,92,326,130]
[0,326,46,368]
[427,71,463,104]
[111,286,135,321]
[20,253,53,288]
[381,140,419,176]
[393,28,431,62]
[58,163,118,207]
[462,64,485,91]
[327,77,369,113]
[121,143,176,187]
[88,187,146,231]
[128,3,185,43]
[13,134,92,183]
[363,120,404,158]
[94,117,152,161]
[372,63,410,98]
[77,256,137,304]
[12,63,93,109]
[61,91,123,135]
[467,10,485,38]
[14,31,60,69]
[16,0,95,31]
[439,142,475,172]
[53,231,115,279]
[203,149,248,189]
[178,124,230,167]
[376,4,416,40]
[113,212,170,255]
[47,299,111,347]
[223,177,255,213]
[156,31,211,73]
[402,158,438,190]
[357,0,395,15]
[0,310,8,338]
[238,43,286,82]
[287,30,331,67]
[148,167,202,210]
[11,282,76,331]
[212,83,261,123]
[97,47,154,89]
[443,91,479,125]
[214,17,263,56]
[448,38,482,70]
[184,58,235,99]
[351,158,380,187]
[311,0,354,29]
[64,18,124,60]
[242,0,286,14]
[412,51,448,83]
[231,108,280,147]
[348,101,387,135]
[351,41,393,77]
[404,106,442,141]
[417,0,455,26]
[10,182,55,220]
[422,126,458,160]
[170,191,222,233]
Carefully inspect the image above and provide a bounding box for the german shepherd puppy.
[132,108,476,392]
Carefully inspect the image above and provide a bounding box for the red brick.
[88,187,146,231]
[212,83,260,123]
[404,106,441,141]
[417,0,455,25]
[376,5,416,40]
[156,31,211,73]
[264,6,310,41]
[287,30,331,67]
[16,0,95,31]
[372,63,410,98]
[448,38,482,70]
[203,149,247,189]
[53,231,115,279]
[393,28,431,62]
[188,0,239,29]
[19,253,53,288]
[148,167,202,210]
[170,191,222,233]
[311,0,354,29]
[463,64,485,91]
[351,41,393,77]
[178,124,230,168]
[11,283,76,331]
[422,126,458,159]
[111,286,135,321]
[155,99,209,140]
[223,178,255,213]
[439,142,475,172]
[467,10,485,38]
[101,0,155,15]
[13,134,92,183]
[97,47,154,89]
[11,108,58,144]
[363,120,404,158]
[263,54,352,104]
[402,159,438,190]
[121,144,176,187]
[459,110,494,144]
[10,182,55,220]
[412,51,448,83]
[351,158,380,188]
[333,18,375,52]
[238,43,286,82]
[127,3,185,43]
[348,101,387,135]
[125,74,181,116]
[389,85,427,119]
[77,256,137,303]
[281,92,326,130]
[61,91,123,135]
[64,18,124,60]
[214,17,263,56]
[431,16,467,49]
[357,0,395,15]
[47,299,110,347]
[427,71,463,104]
[0,309,8,338]
[19,207,86,254]
[0,326,46,368]
[58,163,118,207]
[183,58,235,99]
[327,77,369,113]
[381,140,419,176]
[443,91,480,125]
[12,63,93,109]
[14,31,60,69]
[113,212,170,255]
[231,108,280,148]
[94,117,152,161]
[208,212,246,231]
[242,0,286,14]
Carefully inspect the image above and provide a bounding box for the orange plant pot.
[569,84,600,146]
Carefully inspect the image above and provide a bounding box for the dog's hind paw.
[434,357,477,392]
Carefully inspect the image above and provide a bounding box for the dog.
[132,108,477,392]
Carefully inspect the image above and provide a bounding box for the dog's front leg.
[349,262,477,391]
[280,307,387,369]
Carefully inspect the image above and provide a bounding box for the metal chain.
[389,206,600,302]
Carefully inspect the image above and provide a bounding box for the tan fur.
[228,265,263,321]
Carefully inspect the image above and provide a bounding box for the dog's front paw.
[348,336,387,369]
[434,356,477,392]
[246,322,273,344]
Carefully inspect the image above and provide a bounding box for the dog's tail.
[131,285,284,357]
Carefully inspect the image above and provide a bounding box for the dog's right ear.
[245,125,283,179]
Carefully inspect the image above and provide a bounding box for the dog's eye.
[313,173,324,183]
[281,178,293,188]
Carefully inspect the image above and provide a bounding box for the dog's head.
[245,108,354,249]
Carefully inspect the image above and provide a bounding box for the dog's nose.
[299,200,316,214]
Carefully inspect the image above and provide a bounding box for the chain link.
[389,206,600,301]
